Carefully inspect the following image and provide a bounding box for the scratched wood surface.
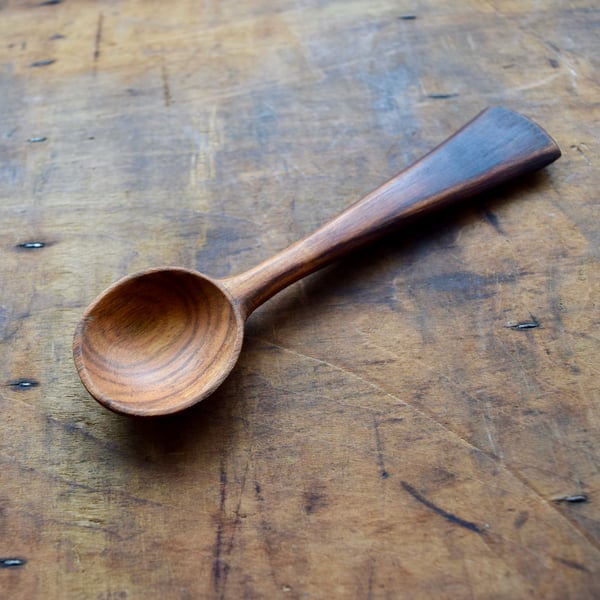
[1,0,598,598]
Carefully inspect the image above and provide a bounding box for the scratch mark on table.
[401,481,483,533]
[552,556,590,573]
[213,463,229,596]
[94,12,104,65]
[18,511,125,540]
[366,558,375,599]
[254,479,284,590]
[161,64,172,107]
[373,418,389,479]
[44,414,129,458]
[427,93,460,99]
[1,438,170,510]
[570,143,593,166]
[220,458,249,590]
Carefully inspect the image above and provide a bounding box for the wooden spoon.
[73,107,560,417]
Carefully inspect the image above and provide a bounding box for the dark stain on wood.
[254,482,263,499]
[401,481,483,534]
[304,489,328,515]
[424,270,517,301]
[548,58,560,68]
[398,15,417,20]
[38,0,63,5]
[482,208,505,235]
[514,510,529,529]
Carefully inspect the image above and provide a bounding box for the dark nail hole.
[0,558,27,568]
[30,59,56,67]
[507,315,540,330]
[428,93,460,99]
[554,494,588,504]
[7,379,40,390]
[16,241,46,250]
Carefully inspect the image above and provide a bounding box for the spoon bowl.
[74,107,561,416]
[74,268,245,415]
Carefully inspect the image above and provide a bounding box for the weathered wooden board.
[1,0,598,598]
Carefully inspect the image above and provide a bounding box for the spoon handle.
[223,106,560,317]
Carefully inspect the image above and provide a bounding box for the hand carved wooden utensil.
[73,107,560,417]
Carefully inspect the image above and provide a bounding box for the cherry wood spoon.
[73,107,560,417]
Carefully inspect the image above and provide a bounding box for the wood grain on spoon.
[73,107,561,416]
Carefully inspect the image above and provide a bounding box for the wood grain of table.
[0,1,598,598]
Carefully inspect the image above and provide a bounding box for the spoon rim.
[72,266,246,417]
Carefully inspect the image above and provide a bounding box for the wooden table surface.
[1,1,598,598]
